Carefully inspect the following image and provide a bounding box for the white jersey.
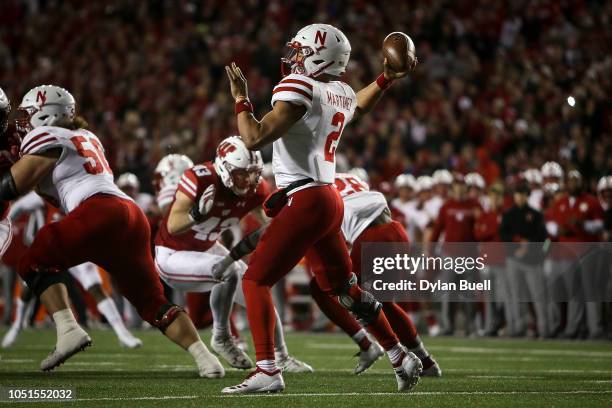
[334,173,387,245]
[271,74,356,190]
[424,195,444,219]
[20,126,130,213]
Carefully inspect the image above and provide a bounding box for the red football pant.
[18,194,167,324]
[310,220,420,348]
[243,185,399,360]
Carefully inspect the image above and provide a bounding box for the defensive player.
[155,136,312,373]
[0,85,223,376]
[224,23,421,393]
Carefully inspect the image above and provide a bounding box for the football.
[383,31,417,72]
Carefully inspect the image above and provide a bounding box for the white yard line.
[305,342,612,358]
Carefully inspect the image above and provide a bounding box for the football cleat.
[355,341,384,375]
[40,328,92,371]
[395,351,423,392]
[277,355,314,373]
[211,336,253,369]
[196,348,225,379]
[234,336,249,352]
[118,334,143,349]
[420,355,442,377]
[221,367,285,394]
[1,324,21,349]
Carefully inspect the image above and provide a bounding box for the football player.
[154,136,312,373]
[2,192,142,349]
[224,23,420,393]
[0,85,223,376]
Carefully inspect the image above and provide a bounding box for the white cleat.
[421,356,442,377]
[197,349,225,379]
[395,351,423,392]
[1,325,21,349]
[277,355,314,373]
[221,367,285,394]
[355,341,384,375]
[118,334,143,349]
[211,336,253,369]
[234,336,249,352]
[40,328,92,371]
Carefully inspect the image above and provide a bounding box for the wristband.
[189,205,205,223]
[376,73,393,90]
[235,98,254,115]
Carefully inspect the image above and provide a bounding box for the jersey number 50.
[71,135,113,175]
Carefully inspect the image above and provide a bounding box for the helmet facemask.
[281,41,315,76]
[223,162,262,196]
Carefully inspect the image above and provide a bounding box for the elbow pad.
[0,171,18,201]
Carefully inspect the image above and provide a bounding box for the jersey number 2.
[71,135,113,175]
[324,112,345,162]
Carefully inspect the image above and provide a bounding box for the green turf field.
[1,329,611,407]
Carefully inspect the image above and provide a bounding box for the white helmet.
[523,168,542,185]
[465,172,486,189]
[394,173,416,190]
[117,173,140,190]
[348,167,369,184]
[213,136,263,196]
[154,154,194,190]
[597,176,612,193]
[18,85,75,131]
[541,161,564,179]
[0,86,9,132]
[415,175,434,192]
[282,24,351,78]
[432,169,453,185]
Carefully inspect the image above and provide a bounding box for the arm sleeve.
[271,74,313,110]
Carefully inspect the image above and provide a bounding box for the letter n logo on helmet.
[36,91,47,105]
[315,30,327,46]
[217,141,237,158]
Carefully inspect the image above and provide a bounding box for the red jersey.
[556,193,604,242]
[155,162,269,252]
[474,209,504,264]
[430,198,482,242]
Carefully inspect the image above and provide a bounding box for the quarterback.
[223,24,420,393]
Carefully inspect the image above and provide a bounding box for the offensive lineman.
[0,85,223,376]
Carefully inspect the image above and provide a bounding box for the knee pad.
[21,265,68,298]
[154,303,185,333]
[338,273,382,326]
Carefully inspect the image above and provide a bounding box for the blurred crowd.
[0,0,610,192]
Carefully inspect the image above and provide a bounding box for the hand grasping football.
[383,32,418,75]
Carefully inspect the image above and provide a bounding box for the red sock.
[382,302,420,349]
[242,278,276,361]
[309,278,364,337]
[347,284,398,351]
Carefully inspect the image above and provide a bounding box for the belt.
[284,178,315,195]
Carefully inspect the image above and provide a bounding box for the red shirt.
[431,198,482,242]
[474,209,505,265]
[557,193,604,242]
[155,162,269,252]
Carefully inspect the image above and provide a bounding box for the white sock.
[387,344,405,367]
[256,359,278,373]
[52,309,80,336]
[273,310,288,360]
[409,342,429,360]
[352,328,368,345]
[188,341,211,368]
[12,298,25,329]
[97,298,132,338]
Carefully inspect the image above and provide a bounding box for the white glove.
[0,218,13,260]
[211,255,235,282]
[190,184,216,222]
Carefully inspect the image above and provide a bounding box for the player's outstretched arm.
[225,62,305,150]
[0,151,59,201]
[353,59,413,120]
